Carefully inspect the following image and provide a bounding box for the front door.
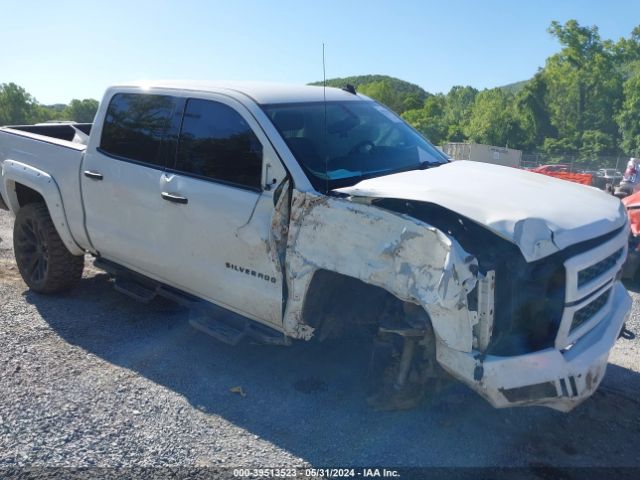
[160,96,287,326]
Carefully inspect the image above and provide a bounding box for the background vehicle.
[598,168,623,182]
[615,158,640,198]
[528,164,570,174]
[598,168,623,179]
[0,81,631,411]
[527,164,594,186]
[590,168,622,190]
[622,190,640,279]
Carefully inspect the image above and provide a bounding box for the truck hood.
[335,161,627,262]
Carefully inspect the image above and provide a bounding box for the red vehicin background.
[528,164,593,186]
[622,191,640,279]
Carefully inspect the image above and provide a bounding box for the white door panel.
[82,152,173,280]
[160,173,283,324]
[81,91,181,283]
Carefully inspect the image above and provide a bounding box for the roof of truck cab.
[114,80,368,105]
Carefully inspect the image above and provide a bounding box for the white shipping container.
[442,143,522,168]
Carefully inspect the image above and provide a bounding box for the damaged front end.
[374,199,631,411]
[281,184,630,411]
[282,191,479,347]
[279,191,481,408]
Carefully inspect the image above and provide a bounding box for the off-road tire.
[13,202,84,293]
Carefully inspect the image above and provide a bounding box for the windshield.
[262,101,448,191]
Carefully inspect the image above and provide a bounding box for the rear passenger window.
[100,93,176,167]
[175,99,262,189]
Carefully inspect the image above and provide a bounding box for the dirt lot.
[1,208,639,474]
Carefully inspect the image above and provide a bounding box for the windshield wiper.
[386,160,439,176]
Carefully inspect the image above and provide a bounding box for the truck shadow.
[622,277,640,294]
[24,272,640,468]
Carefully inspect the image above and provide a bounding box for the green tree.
[465,88,523,147]
[444,86,477,127]
[543,136,578,155]
[402,94,448,145]
[401,86,477,145]
[514,73,556,150]
[578,130,615,160]
[63,99,99,122]
[617,68,640,155]
[438,85,477,142]
[358,80,403,113]
[0,83,39,125]
[542,20,622,151]
[401,92,424,112]
[612,26,640,78]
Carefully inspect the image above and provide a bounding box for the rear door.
[81,92,183,281]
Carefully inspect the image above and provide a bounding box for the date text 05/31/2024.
[233,468,401,478]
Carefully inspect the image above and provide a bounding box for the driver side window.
[175,99,263,189]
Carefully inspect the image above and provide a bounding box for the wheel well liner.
[302,269,409,339]
[15,182,46,207]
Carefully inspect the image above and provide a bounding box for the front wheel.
[13,202,84,293]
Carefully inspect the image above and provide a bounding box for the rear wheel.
[13,203,84,293]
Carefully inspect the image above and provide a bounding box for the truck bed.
[8,123,92,142]
[0,123,92,250]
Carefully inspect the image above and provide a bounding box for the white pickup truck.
[0,81,631,411]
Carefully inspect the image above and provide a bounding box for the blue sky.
[1,0,639,104]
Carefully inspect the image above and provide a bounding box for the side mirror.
[264,163,277,191]
[264,177,277,191]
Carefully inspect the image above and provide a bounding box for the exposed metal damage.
[281,190,479,349]
[269,189,481,408]
[271,177,630,411]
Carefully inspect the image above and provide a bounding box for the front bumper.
[436,281,631,411]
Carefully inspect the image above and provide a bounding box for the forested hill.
[308,20,640,162]
[309,75,429,113]
[498,80,528,94]
[310,75,527,106]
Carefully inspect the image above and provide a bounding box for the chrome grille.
[577,248,624,288]
[571,289,611,332]
[557,226,627,349]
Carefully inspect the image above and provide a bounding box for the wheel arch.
[3,160,84,255]
[281,191,479,350]
[300,269,425,340]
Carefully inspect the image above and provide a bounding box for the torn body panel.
[280,183,630,412]
[281,190,478,351]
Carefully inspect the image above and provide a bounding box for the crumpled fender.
[282,191,478,351]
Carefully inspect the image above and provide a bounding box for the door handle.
[84,170,103,180]
[161,192,188,204]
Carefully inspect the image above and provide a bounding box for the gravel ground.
[1,208,639,472]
